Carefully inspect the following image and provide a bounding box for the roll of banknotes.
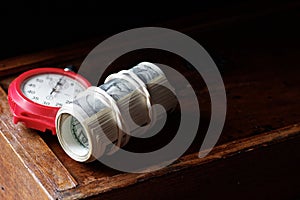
[56,62,177,162]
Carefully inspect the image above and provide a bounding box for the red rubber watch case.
[8,68,91,134]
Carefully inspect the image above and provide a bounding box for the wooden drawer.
[0,2,300,199]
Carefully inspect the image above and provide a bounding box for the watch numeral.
[36,78,43,83]
[56,103,63,107]
[65,100,72,104]
[32,96,39,100]
[28,83,36,87]
[27,90,35,94]
[43,101,50,106]
[46,76,53,81]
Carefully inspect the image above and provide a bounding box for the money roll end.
[55,105,96,162]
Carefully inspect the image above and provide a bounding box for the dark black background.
[0,0,258,59]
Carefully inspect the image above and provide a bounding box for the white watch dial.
[22,73,86,107]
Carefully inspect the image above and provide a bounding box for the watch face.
[21,73,86,107]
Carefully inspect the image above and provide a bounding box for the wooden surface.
[0,2,300,199]
[1,81,300,199]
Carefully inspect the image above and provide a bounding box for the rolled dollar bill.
[55,62,177,162]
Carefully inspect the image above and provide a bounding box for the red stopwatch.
[8,67,91,134]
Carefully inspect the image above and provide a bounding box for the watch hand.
[50,88,56,95]
[50,76,64,95]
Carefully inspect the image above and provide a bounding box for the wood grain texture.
[94,127,300,200]
[0,80,299,199]
[58,124,300,199]
[0,39,97,78]
[0,86,77,199]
